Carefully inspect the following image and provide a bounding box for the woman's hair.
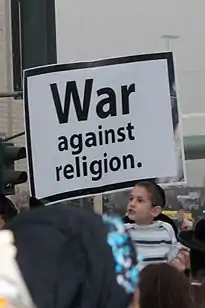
[139,263,193,308]
[190,249,205,308]
[134,181,166,208]
[191,282,205,308]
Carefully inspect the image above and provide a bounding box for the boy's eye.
[137,198,143,203]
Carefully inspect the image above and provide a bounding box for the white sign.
[24,53,185,203]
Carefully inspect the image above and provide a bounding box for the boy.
[125,181,189,270]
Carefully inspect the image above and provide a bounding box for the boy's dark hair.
[135,180,166,208]
[0,194,18,222]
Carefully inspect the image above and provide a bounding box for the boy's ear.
[151,206,162,218]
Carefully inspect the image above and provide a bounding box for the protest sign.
[24,52,185,202]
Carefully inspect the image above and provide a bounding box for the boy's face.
[127,185,161,224]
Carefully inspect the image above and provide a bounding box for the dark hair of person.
[0,194,18,222]
[191,281,205,308]
[135,180,166,208]
[139,263,193,308]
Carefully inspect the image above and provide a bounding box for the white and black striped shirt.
[125,221,180,270]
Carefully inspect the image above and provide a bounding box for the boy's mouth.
[128,209,135,215]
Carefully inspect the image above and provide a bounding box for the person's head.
[127,181,165,224]
[8,205,141,308]
[139,263,193,308]
[0,194,18,228]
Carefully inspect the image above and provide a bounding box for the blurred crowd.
[0,181,205,308]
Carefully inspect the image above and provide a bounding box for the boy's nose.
[129,202,136,209]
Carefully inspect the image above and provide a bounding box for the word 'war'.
[50,78,136,123]
[55,153,142,182]
[58,122,135,155]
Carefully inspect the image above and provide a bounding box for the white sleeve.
[168,241,183,261]
[162,222,181,261]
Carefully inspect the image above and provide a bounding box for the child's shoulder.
[124,223,136,231]
[124,221,176,234]
[158,220,177,240]
[159,220,175,230]
[124,221,168,231]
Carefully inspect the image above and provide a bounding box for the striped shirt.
[125,221,180,270]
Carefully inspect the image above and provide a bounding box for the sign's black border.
[24,52,177,203]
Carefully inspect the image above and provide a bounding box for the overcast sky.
[55,0,205,117]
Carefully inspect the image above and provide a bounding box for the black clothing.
[8,205,131,308]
